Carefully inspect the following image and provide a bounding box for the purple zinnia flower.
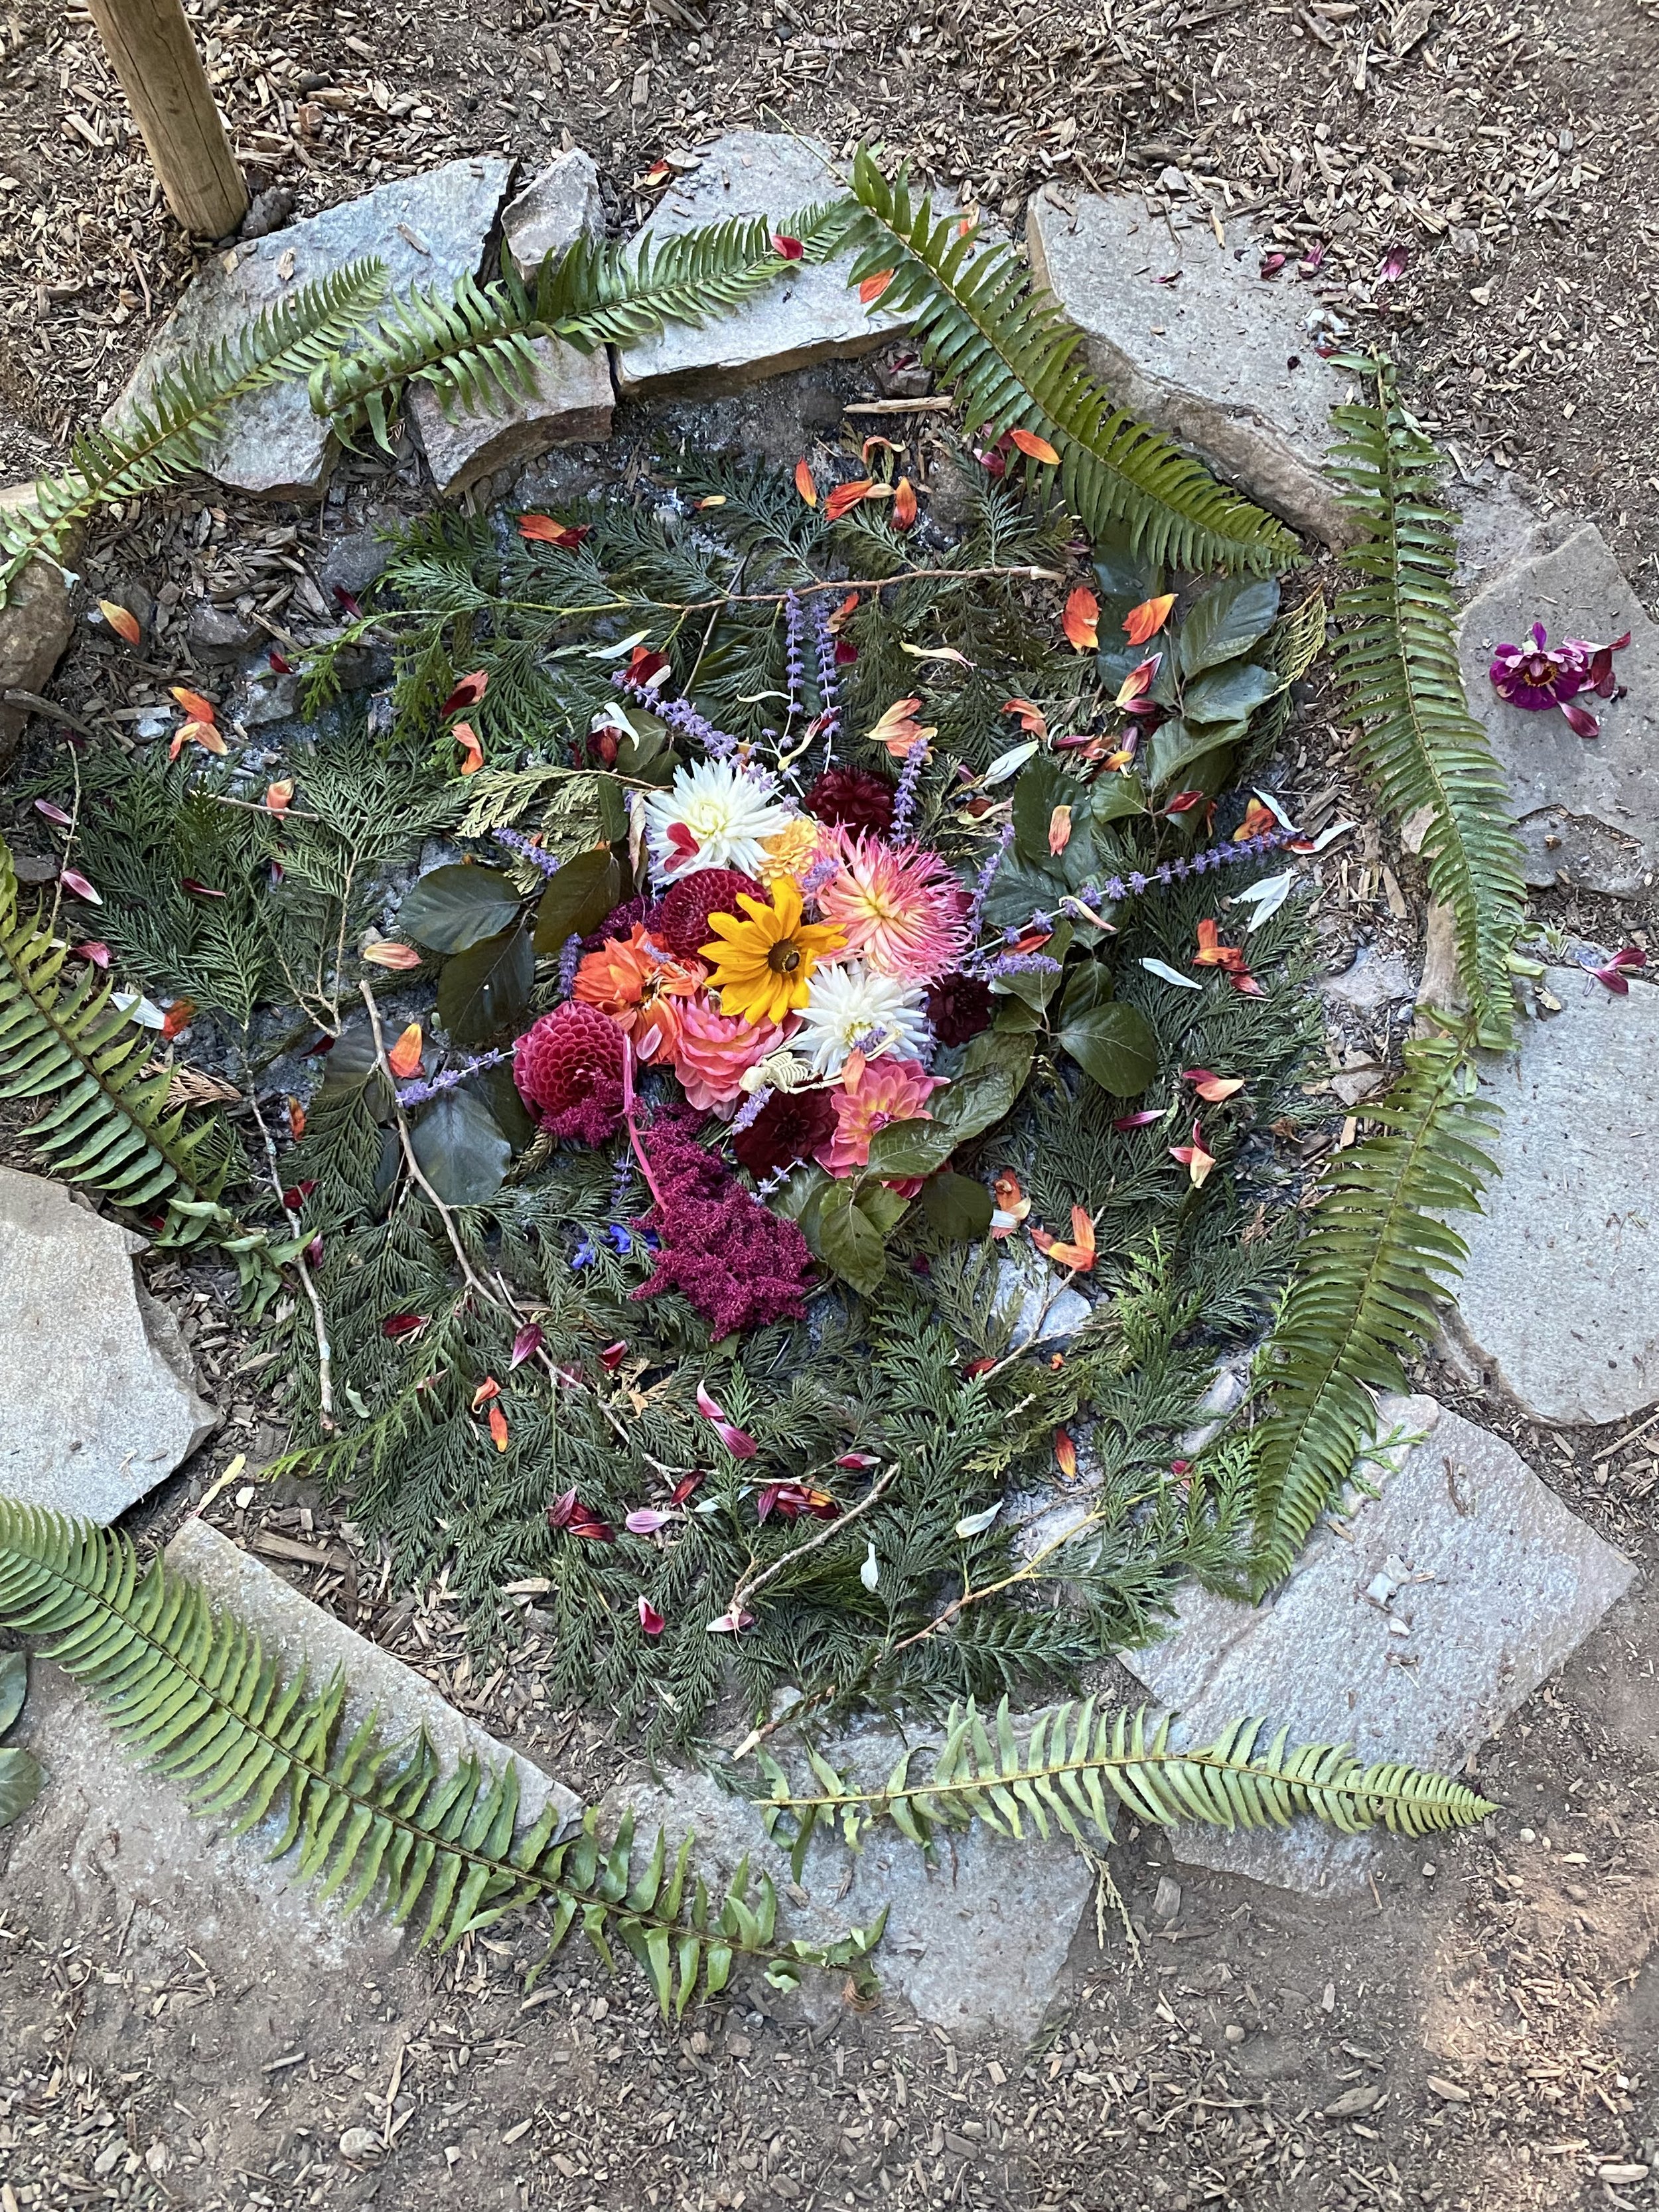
[1490,621,1630,737]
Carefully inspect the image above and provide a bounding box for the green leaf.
[1181,660,1282,726]
[0,1745,42,1828]
[979,851,1063,934]
[997,918,1072,1009]
[438,922,535,1046]
[409,1087,512,1205]
[864,1117,956,1181]
[1145,717,1246,794]
[1056,1001,1159,1096]
[0,1651,25,1737]
[398,865,524,954]
[1086,773,1148,827]
[1177,576,1281,677]
[532,849,623,954]
[920,1171,993,1240]
[858,1183,911,1235]
[932,1035,1033,1143]
[817,1179,892,1297]
[1011,757,1076,865]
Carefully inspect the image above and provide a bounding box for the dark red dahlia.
[654,866,763,958]
[733,1086,837,1182]
[804,765,897,838]
[513,1003,625,1146]
[631,1113,816,1336]
[924,971,995,1047]
[585,894,661,950]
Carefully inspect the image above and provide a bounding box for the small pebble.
[1224,2024,1246,2045]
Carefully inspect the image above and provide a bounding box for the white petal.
[1140,957,1202,991]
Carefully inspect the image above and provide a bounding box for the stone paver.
[410,151,614,495]
[611,1727,1091,2041]
[1446,975,1659,1426]
[5,1522,580,1990]
[994,1250,1093,1347]
[1118,1395,1634,1894]
[0,486,74,769]
[614,132,904,394]
[108,159,513,500]
[0,1167,216,1522]
[1025,186,1355,548]
[1457,524,1659,897]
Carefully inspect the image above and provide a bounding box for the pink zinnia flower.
[671,995,785,1114]
[816,833,971,983]
[817,1057,945,1177]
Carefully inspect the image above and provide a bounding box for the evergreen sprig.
[0,1501,883,2009]
[839,149,1301,575]
[1327,367,1527,1046]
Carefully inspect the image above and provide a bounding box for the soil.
[1,0,1658,2207]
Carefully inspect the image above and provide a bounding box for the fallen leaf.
[99,599,141,646]
[388,1021,423,1078]
[1123,593,1177,646]
[794,458,818,506]
[1062,586,1100,652]
[1009,426,1061,465]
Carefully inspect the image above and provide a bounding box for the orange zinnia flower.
[573,925,705,1061]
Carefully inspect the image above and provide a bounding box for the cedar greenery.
[1327,364,1528,1047]
[756,1695,1496,1872]
[1246,1036,1499,1590]
[0,1500,883,2010]
[839,147,1301,576]
[0,837,272,1295]
[0,261,388,607]
[311,201,854,453]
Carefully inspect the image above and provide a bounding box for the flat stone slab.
[1119,1396,1633,1894]
[410,151,614,495]
[0,484,74,769]
[4,1521,580,1989]
[109,158,513,499]
[614,132,904,395]
[1025,186,1354,548]
[1445,974,1659,1426]
[1457,524,1659,897]
[0,1167,216,1521]
[611,1730,1092,2041]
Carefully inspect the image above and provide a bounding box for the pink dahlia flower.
[816,832,972,983]
[817,1056,945,1177]
[513,1003,626,1145]
[672,995,785,1114]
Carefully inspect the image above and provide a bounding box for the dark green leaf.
[817,1180,890,1296]
[1059,958,1114,1023]
[865,1116,956,1181]
[473,1062,535,1151]
[1178,576,1281,678]
[1011,756,1077,865]
[0,1745,42,1829]
[438,922,535,1046]
[997,918,1072,1009]
[857,1183,911,1236]
[1182,660,1282,726]
[1087,773,1148,826]
[1145,717,1245,794]
[979,852,1064,933]
[920,1171,994,1240]
[595,777,630,843]
[0,1651,24,1738]
[769,1161,830,1224]
[409,1086,512,1205]
[532,848,623,954]
[398,865,524,954]
[932,1043,1031,1144]
[1056,1001,1159,1096]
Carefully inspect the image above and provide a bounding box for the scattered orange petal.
[825,591,860,634]
[169,686,216,723]
[388,1021,424,1078]
[471,1375,502,1411]
[1048,803,1073,856]
[99,599,141,646]
[518,514,591,548]
[1054,1428,1079,1481]
[1123,593,1177,646]
[794,458,818,506]
[1184,1068,1246,1102]
[179,718,226,755]
[1009,427,1061,466]
[859,267,895,304]
[1001,697,1048,739]
[1234,796,1280,842]
[1193,917,1249,972]
[286,1096,307,1140]
[265,779,294,813]
[488,1403,510,1452]
[160,997,196,1041]
[1031,1207,1096,1272]
[826,477,874,521]
[453,720,484,776]
[1115,654,1161,707]
[891,476,918,530]
[1171,1120,1217,1188]
[361,940,424,970]
[1062,586,1099,652]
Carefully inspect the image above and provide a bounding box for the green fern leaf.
[0,838,271,1289]
[1248,1036,1499,1587]
[1327,370,1527,1046]
[0,1501,885,2010]
[756,1693,1496,1874]
[839,149,1299,575]
[0,260,387,607]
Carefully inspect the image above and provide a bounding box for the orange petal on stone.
[794,458,818,506]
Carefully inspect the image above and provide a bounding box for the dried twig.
[727,1464,899,1615]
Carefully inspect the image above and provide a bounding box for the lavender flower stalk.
[1084,825,1298,905]
[731,1085,773,1132]
[397,1047,512,1106]
[964,822,1014,941]
[890,733,929,846]
[783,589,806,737]
[616,670,741,760]
[492,826,563,877]
[557,932,583,999]
[808,595,841,769]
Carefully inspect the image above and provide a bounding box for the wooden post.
[86,0,248,239]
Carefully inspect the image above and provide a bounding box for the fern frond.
[1248,1037,1498,1587]
[0,1502,884,2012]
[0,260,387,606]
[756,1694,1496,1872]
[0,840,271,1290]
[313,203,853,450]
[1327,373,1526,1046]
[840,151,1299,575]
